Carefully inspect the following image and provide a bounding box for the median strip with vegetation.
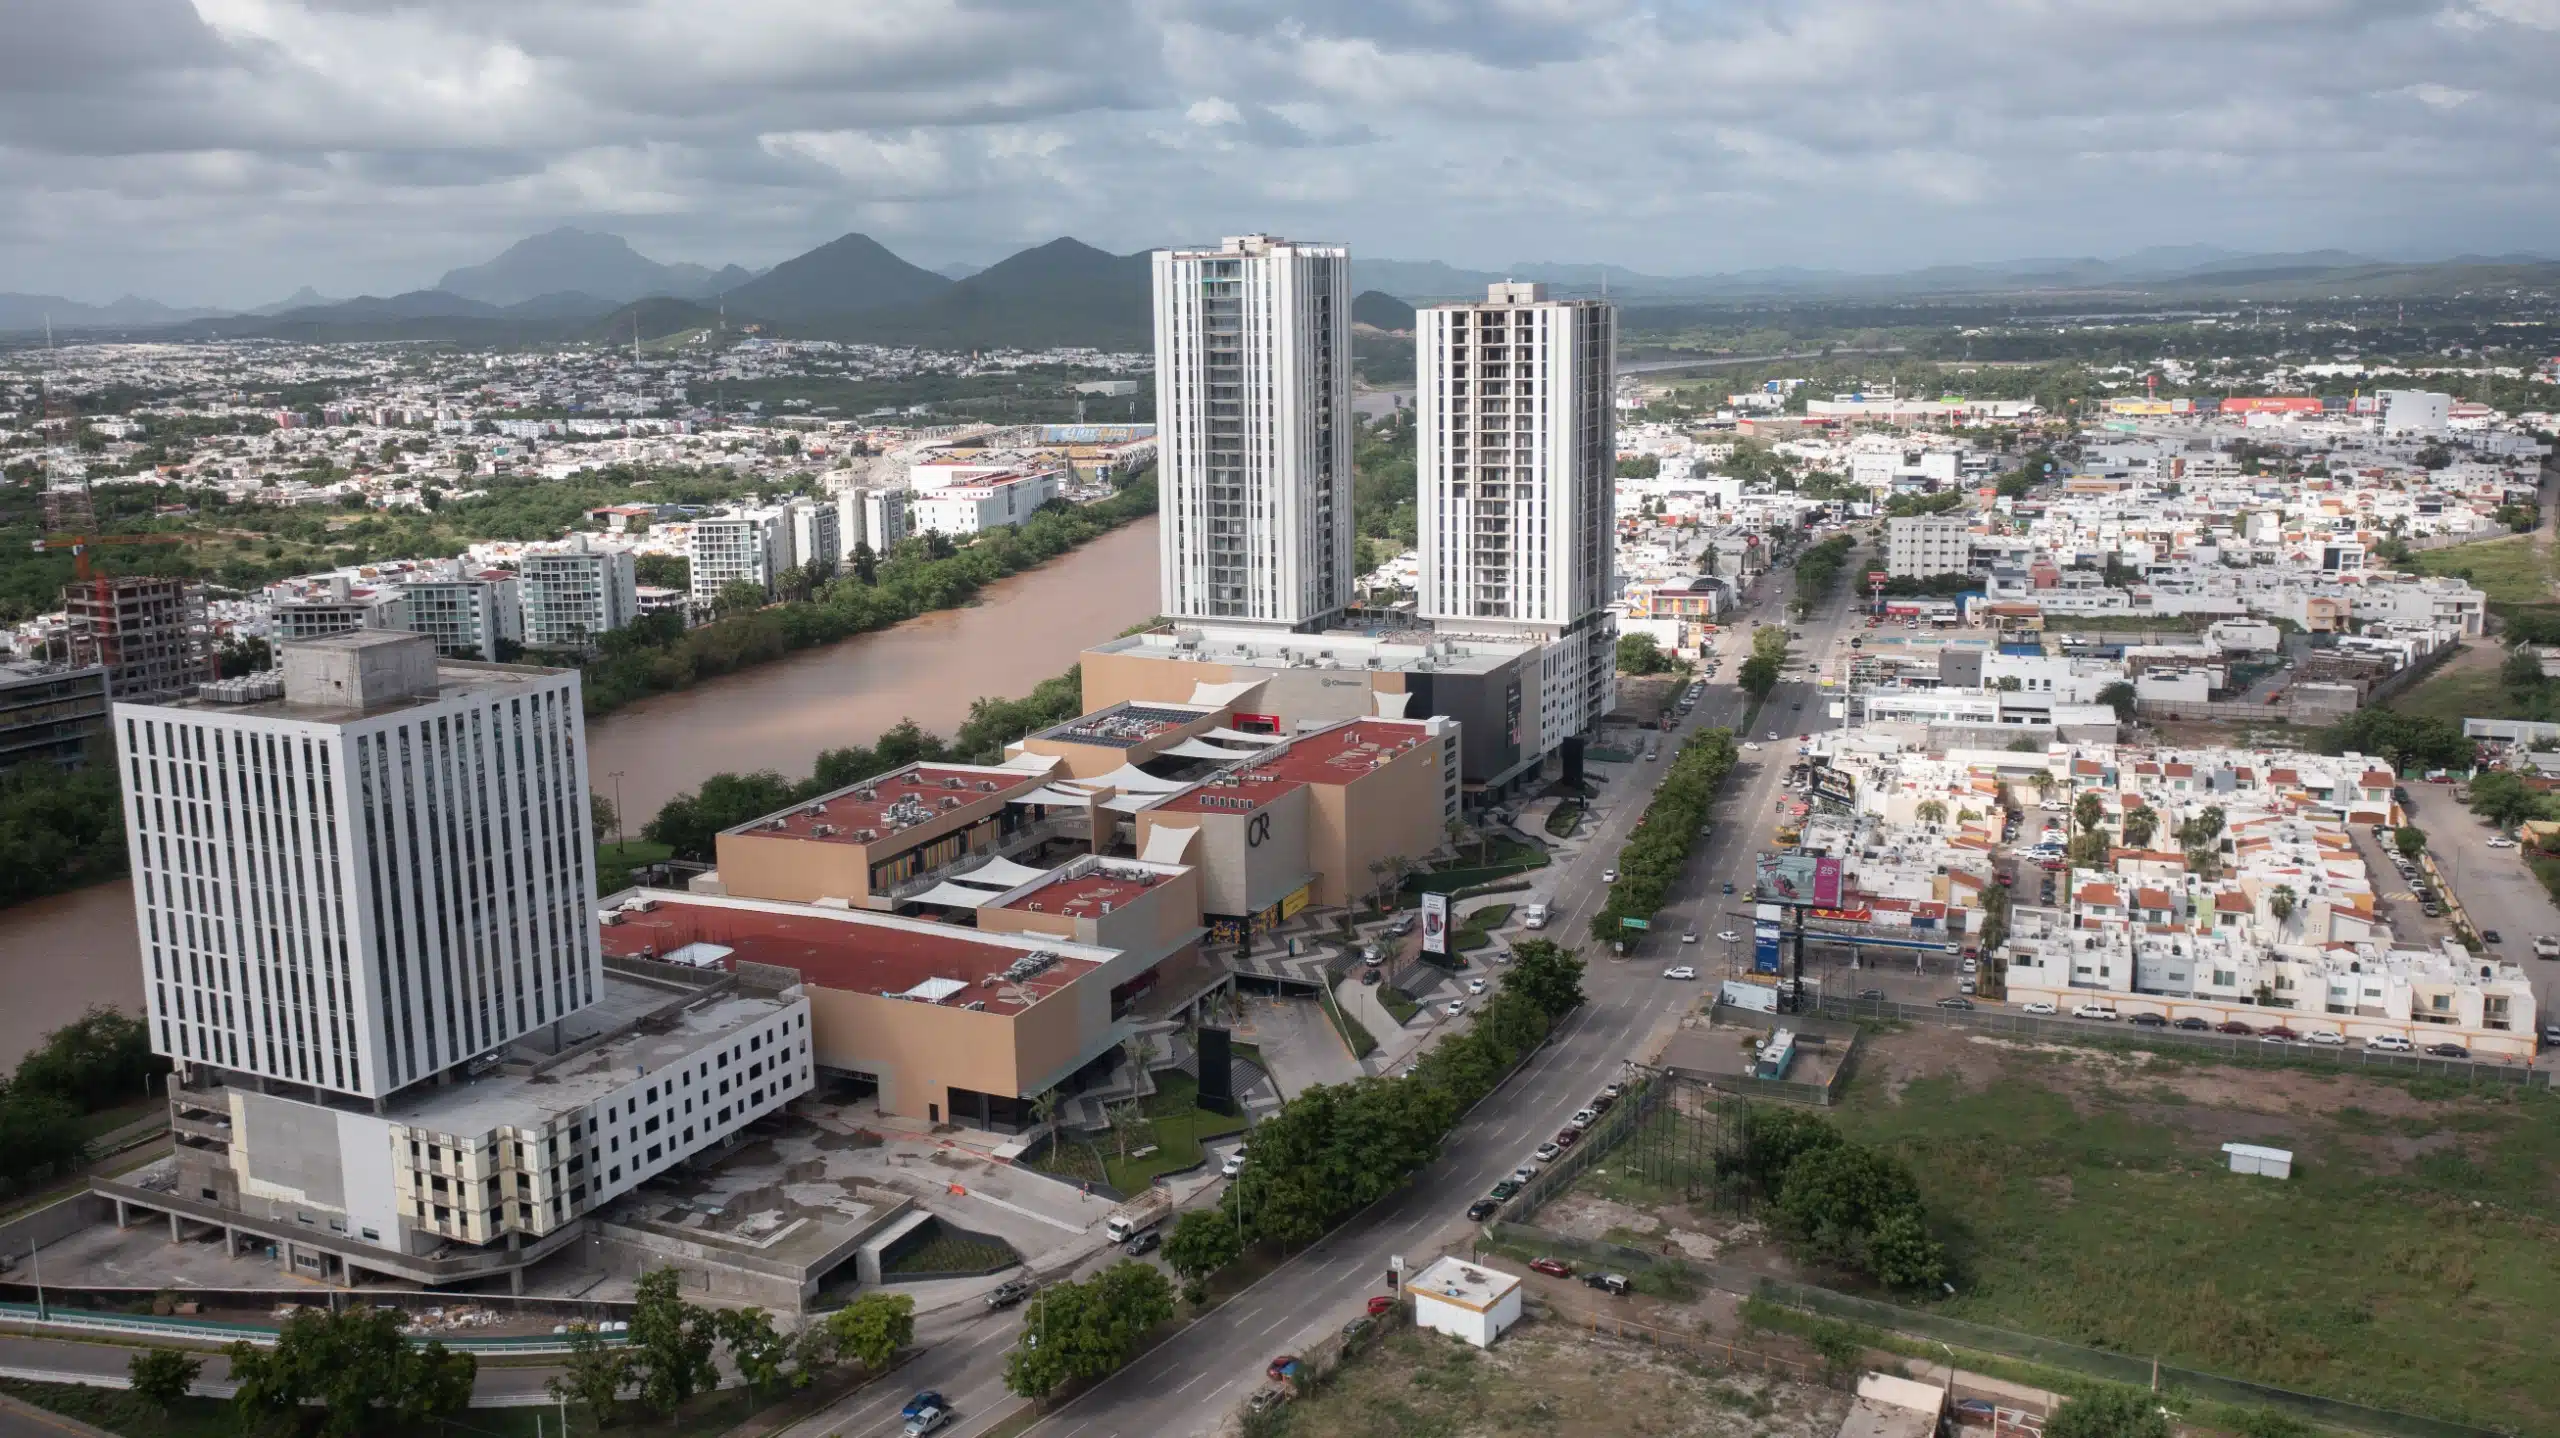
[1590,728,1741,941]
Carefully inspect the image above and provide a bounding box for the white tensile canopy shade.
[950,855,1051,889]
[1096,764,1191,793]
[908,882,1000,909]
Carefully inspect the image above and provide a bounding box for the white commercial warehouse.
[1407,1257,1523,1348]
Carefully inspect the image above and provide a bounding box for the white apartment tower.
[688,508,789,610]
[1417,282,1619,739]
[1152,234,1353,630]
[519,535,638,650]
[785,498,840,579]
[115,632,601,1102]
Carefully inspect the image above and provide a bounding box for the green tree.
[2465,772,2545,829]
[1866,1208,1946,1292]
[629,1267,719,1418]
[2043,1386,2173,1438]
[2120,805,2157,850]
[1004,1263,1174,1400]
[1738,653,1781,699]
[1504,938,1587,1019]
[127,1348,202,1411]
[2394,826,2428,860]
[2502,646,2548,694]
[715,1306,792,1401]
[1724,1106,1841,1194]
[824,1291,916,1372]
[225,1305,476,1438]
[546,1322,634,1420]
[2267,885,2297,924]
[714,578,769,616]
[1162,1209,1243,1287]
[2095,681,2138,722]
[1915,799,1948,828]
[1616,633,1675,675]
[2072,791,2105,839]
[1774,1141,1924,1264]
[590,790,619,847]
[2320,710,2472,774]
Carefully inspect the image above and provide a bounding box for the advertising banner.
[1811,766,1858,806]
[1753,920,1783,975]
[1720,979,1780,1014]
[1754,853,1844,908]
[1420,891,1449,957]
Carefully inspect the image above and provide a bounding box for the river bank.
[0,514,1166,1064]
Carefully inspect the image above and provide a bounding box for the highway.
[997,541,1870,1438]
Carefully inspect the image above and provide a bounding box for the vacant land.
[2383,642,2513,724]
[1260,1322,1848,1438]
[1831,1029,2560,1433]
[2413,531,2556,604]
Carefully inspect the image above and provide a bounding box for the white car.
[1680,929,1699,944]
[1717,930,1740,943]
[2020,1000,2057,1015]
[905,1408,951,1436]
[2365,1034,2414,1053]
[1742,741,1761,751]
[1533,1142,1563,1162]
[1510,1165,1539,1184]
[2071,1003,2120,1021]
[1602,868,1619,883]
[1662,965,1698,980]
[1766,731,1781,741]
[1445,1000,1466,1016]
[2305,1030,2345,1046]
[1221,1152,1245,1178]
[2488,836,2518,849]
[1466,978,1487,994]
[1571,1108,1600,1127]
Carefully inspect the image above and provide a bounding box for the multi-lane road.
[998,550,1869,1438]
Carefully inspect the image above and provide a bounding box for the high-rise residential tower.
[116,631,600,1102]
[1151,235,1352,630]
[1415,282,1619,741]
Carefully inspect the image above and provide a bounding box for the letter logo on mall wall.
[1246,813,1273,847]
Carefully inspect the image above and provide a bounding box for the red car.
[1266,1355,1301,1382]
[2263,1025,2300,1041]
[1529,1257,1573,1278]
[2216,1020,2254,1035]
[1366,1295,1394,1317]
[1553,1128,1582,1149]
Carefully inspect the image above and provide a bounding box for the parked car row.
[2020,1001,2469,1054]
[1468,1083,1623,1221]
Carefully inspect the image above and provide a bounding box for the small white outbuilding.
[1407,1257,1524,1349]
[2222,1142,2293,1179]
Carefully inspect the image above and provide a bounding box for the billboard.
[1753,919,1783,975]
[1038,424,1157,444]
[1755,853,1844,907]
[1811,766,1858,807]
[1420,891,1449,957]
[2218,396,2322,415]
[1721,979,1780,1014]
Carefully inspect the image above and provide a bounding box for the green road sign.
[1621,917,1651,930]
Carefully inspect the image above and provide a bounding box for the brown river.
[0,517,1163,1066]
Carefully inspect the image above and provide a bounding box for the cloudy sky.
[5,0,2558,307]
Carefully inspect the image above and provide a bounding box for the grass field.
[1829,1030,2560,1433]
[1027,1071,1250,1192]
[2382,650,2518,724]
[1256,1323,1846,1438]
[2412,532,2557,605]
[1452,903,1513,951]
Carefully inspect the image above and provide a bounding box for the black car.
[1859,988,1887,1000]
[2173,1016,2212,1031]
[2126,1012,2168,1028]
[985,1279,1034,1309]
[2481,929,2504,944]
[1581,1272,1631,1296]
[1124,1230,1162,1256]
[2427,1043,2471,1058]
[1936,996,1975,1010]
[1466,1199,1500,1221]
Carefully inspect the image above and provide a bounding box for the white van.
[1522,903,1550,930]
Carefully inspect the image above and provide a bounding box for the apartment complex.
[1415,282,1618,744]
[1886,515,1973,579]
[519,535,639,650]
[911,468,1065,537]
[1151,234,1353,630]
[0,659,109,770]
[396,568,521,661]
[688,507,790,609]
[786,497,839,578]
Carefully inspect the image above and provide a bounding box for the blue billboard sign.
[1753,920,1783,976]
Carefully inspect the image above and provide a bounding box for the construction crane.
[31,532,190,581]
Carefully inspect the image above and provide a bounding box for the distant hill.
[821,237,1153,351]
[720,233,952,321]
[591,297,726,345]
[1352,290,1416,331]
[935,261,986,281]
[0,292,228,333]
[249,286,342,315]
[437,227,747,307]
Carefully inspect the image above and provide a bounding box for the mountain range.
[9,234,2558,346]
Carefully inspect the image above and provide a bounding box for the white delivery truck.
[1522,902,1549,930]
[1105,1188,1174,1245]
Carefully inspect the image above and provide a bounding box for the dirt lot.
[1259,1320,1850,1438]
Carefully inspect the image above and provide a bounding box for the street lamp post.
[607,770,627,849]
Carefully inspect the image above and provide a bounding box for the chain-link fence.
[1809,994,2547,1088]
[1754,1280,2511,1438]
